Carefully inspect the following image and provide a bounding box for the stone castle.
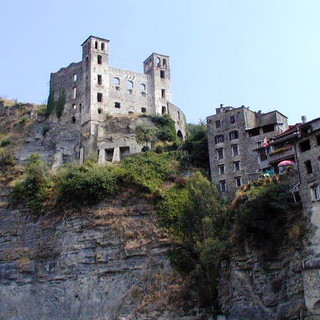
[49,35,186,164]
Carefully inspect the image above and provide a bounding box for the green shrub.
[55,90,66,119]
[122,152,179,193]
[45,89,55,118]
[0,138,10,147]
[13,153,52,212]
[150,114,177,142]
[56,162,126,205]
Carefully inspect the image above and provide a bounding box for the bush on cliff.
[55,162,127,205]
[13,153,52,212]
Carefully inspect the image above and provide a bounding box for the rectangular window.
[263,124,274,133]
[141,107,146,113]
[230,115,235,124]
[215,135,224,144]
[218,164,225,175]
[73,74,77,82]
[299,139,311,152]
[73,87,77,99]
[235,177,242,187]
[97,55,102,64]
[114,102,121,109]
[232,144,239,156]
[160,70,165,78]
[97,93,103,102]
[305,160,313,174]
[216,148,224,160]
[311,185,320,201]
[229,130,238,140]
[248,128,260,137]
[219,180,227,192]
[161,89,166,99]
[234,161,241,171]
[316,134,320,145]
[215,120,221,128]
[97,74,102,85]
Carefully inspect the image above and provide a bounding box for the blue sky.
[1,0,320,124]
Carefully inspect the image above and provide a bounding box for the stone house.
[49,36,186,164]
[207,105,288,194]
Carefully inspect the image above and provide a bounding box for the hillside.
[0,99,309,319]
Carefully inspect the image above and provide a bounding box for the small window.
[113,77,120,85]
[160,70,165,78]
[115,86,120,91]
[95,41,98,49]
[316,135,320,145]
[299,139,311,152]
[311,185,320,201]
[127,80,133,89]
[79,103,82,113]
[215,120,221,128]
[114,102,121,109]
[97,93,103,102]
[229,130,238,140]
[73,74,77,82]
[219,180,227,192]
[98,108,102,114]
[216,148,224,160]
[232,144,239,156]
[235,177,242,187]
[162,106,166,114]
[73,87,77,99]
[128,111,134,115]
[161,89,166,99]
[230,115,235,124]
[248,128,260,137]
[140,83,146,91]
[101,43,105,50]
[234,161,241,171]
[97,55,102,64]
[97,74,102,85]
[305,160,313,174]
[156,57,161,67]
[215,134,224,144]
[141,107,146,113]
[263,124,274,133]
[72,116,76,124]
[72,104,76,110]
[163,59,167,67]
[177,111,181,121]
[218,164,225,175]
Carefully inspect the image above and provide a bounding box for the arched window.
[156,57,161,67]
[101,43,105,50]
[177,130,183,140]
[163,59,167,67]
[140,83,146,91]
[215,134,224,144]
[127,80,133,89]
[229,130,239,140]
[113,77,120,85]
[95,41,98,49]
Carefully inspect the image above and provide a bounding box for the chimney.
[301,116,307,124]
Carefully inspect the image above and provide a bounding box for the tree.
[135,124,159,149]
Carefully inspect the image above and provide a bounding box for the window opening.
[97,55,102,64]
[160,70,165,78]
[156,57,161,67]
[113,77,120,85]
[219,180,226,192]
[101,43,105,50]
[73,87,77,99]
[234,161,241,171]
[97,93,103,102]
[141,107,146,113]
[95,41,98,49]
[232,144,239,156]
[140,83,146,91]
[316,134,320,145]
[218,164,225,175]
[305,160,313,174]
[161,89,166,99]
[216,148,224,160]
[263,124,275,133]
[229,130,238,140]
[215,134,224,144]
[162,106,166,114]
[230,115,235,124]
[98,108,102,114]
[163,59,167,67]
[72,116,76,124]
[248,128,260,137]
[97,74,102,85]
[215,120,221,128]
[235,177,242,187]
[127,80,133,89]
[299,139,311,152]
[114,102,121,109]
[73,74,77,82]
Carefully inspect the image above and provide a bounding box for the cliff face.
[218,243,305,319]
[0,192,205,320]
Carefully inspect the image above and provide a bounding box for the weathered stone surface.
[0,193,209,320]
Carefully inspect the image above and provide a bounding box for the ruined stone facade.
[49,36,186,164]
[207,105,288,194]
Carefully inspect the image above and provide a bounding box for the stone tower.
[143,53,172,115]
